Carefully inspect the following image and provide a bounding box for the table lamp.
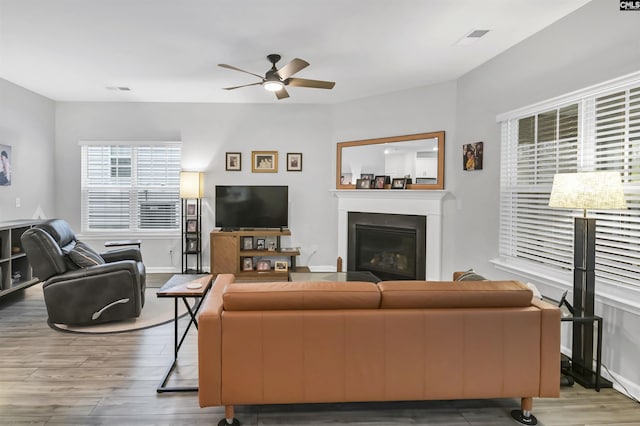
[549,171,627,388]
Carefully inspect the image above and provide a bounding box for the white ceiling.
[0,0,590,104]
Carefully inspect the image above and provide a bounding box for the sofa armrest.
[531,298,561,397]
[198,274,235,407]
[100,247,143,263]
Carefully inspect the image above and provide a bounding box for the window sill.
[491,256,640,316]
[77,232,180,240]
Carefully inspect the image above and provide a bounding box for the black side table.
[155,274,212,393]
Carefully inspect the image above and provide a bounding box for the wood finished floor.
[0,274,638,426]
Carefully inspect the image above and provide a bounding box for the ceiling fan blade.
[218,63,264,79]
[275,58,309,80]
[287,78,335,89]
[222,82,262,90]
[275,87,290,100]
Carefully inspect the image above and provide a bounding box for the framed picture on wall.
[463,142,483,171]
[287,153,302,171]
[252,151,278,173]
[226,152,241,171]
[0,144,12,186]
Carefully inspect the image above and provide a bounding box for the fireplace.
[348,212,426,280]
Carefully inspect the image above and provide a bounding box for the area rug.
[48,287,193,334]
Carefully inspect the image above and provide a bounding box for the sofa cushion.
[222,281,381,311]
[68,241,105,268]
[378,280,533,309]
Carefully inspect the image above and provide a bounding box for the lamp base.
[562,355,612,390]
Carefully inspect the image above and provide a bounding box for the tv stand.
[210,229,300,281]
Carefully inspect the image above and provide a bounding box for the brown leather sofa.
[198,274,560,426]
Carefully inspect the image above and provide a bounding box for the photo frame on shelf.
[186,219,197,233]
[274,260,288,272]
[360,173,374,180]
[242,257,253,271]
[256,238,266,250]
[391,178,407,189]
[186,203,196,216]
[256,259,271,271]
[267,241,277,251]
[356,178,372,189]
[186,238,198,253]
[287,153,302,171]
[252,151,278,173]
[242,236,253,250]
[374,175,389,189]
[226,152,241,171]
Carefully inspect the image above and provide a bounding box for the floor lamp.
[180,171,204,274]
[549,171,627,388]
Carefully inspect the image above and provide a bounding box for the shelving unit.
[181,198,202,273]
[0,219,42,298]
[210,229,300,281]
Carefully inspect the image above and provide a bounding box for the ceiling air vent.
[455,29,490,45]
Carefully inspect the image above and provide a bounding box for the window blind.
[81,143,181,232]
[499,75,640,291]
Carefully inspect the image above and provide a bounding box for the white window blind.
[81,143,181,232]
[499,74,640,291]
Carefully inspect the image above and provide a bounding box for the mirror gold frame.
[336,131,445,190]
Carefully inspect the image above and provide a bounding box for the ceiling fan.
[218,54,335,100]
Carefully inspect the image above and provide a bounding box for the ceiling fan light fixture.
[263,80,284,92]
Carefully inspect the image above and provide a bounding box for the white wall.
[0,79,55,222]
[454,0,640,398]
[54,102,335,272]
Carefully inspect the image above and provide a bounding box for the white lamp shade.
[549,171,627,210]
[179,171,204,199]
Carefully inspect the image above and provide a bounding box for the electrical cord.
[601,363,640,404]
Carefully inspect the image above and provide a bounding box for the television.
[215,185,288,230]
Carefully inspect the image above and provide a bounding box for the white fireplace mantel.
[332,190,448,280]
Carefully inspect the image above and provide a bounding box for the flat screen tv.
[215,185,288,230]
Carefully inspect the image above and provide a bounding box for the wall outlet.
[15,198,20,207]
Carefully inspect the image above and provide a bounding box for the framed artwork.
[186,219,197,233]
[356,178,372,189]
[274,261,288,272]
[242,257,253,271]
[287,153,302,171]
[186,238,198,253]
[360,173,374,180]
[226,152,241,171]
[463,142,483,171]
[256,259,271,271]
[391,178,407,189]
[256,238,266,250]
[0,144,12,186]
[242,236,253,250]
[374,175,389,189]
[186,203,196,216]
[252,151,278,173]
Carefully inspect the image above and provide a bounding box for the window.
[498,73,640,292]
[81,142,181,233]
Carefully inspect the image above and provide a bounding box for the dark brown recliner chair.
[21,219,146,325]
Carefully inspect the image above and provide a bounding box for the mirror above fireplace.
[336,131,445,190]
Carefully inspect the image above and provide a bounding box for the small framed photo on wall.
[226,152,241,171]
[463,142,483,171]
[287,153,302,171]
